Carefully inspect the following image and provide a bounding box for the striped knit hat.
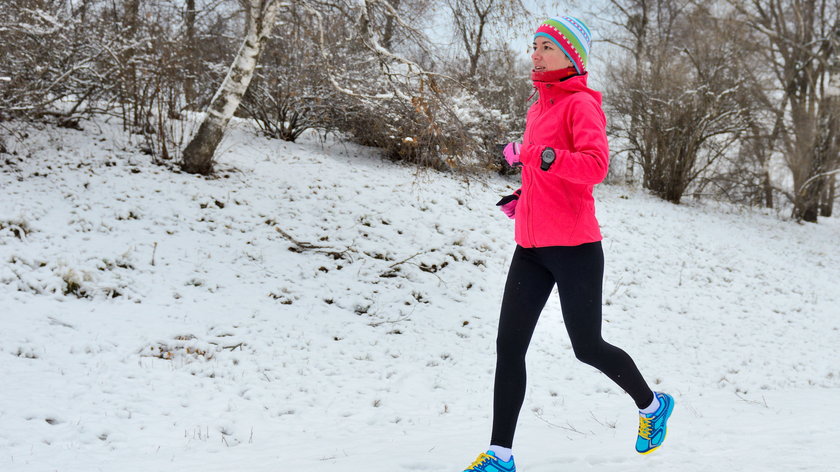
[533,16,592,74]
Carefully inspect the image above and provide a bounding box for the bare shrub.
[606,2,750,204]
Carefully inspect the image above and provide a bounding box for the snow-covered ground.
[1,117,839,472]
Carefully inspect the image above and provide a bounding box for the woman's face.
[532,38,574,71]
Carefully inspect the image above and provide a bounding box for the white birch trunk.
[181,0,281,175]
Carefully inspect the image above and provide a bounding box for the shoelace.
[638,414,653,440]
[467,453,495,470]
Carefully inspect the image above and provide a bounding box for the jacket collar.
[531,66,579,83]
[530,69,592,102]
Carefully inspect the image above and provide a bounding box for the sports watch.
[540,147,556,171]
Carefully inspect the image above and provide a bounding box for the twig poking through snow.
[589,411,617,429]
[734,392,769,408]
[532,409,587,435]
[274,226,354,261]
[47,317,75,329]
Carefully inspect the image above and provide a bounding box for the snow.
[1,117,839,472]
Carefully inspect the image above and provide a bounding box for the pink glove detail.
[500,198,518,219]
[496,190,521,219]
[503,142,521,167]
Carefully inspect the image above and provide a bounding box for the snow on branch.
[296,0,454,102]
[799,168,840,195]
[6,8,67,36]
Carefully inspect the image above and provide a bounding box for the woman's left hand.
[496,190,521,219]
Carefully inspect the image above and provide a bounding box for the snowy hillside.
[1,117,839,472]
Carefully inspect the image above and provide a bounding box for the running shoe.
[636,392,675,454]
[462,450,516,471]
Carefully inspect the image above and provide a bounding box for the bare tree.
[297,1,483,169]
[0,0,554,176]
[444,0,530,80]
[239,5,324,143]
[692,9,780,208]
[606,0,751,203]
[118,0,146,131]
[602,0,695,185]
[181,0,282,175]
[818,27,840,216]
[0,0,104,122]
[182,0,454,174]
[728,0,840,222]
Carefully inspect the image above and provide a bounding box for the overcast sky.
[451,1,620,88]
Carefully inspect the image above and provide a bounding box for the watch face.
[542,149,556,163]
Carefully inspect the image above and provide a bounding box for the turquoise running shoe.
[636,392,675,454]
[463,450,516,471]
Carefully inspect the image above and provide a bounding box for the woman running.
[462,16,674,472]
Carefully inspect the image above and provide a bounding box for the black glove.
[496,189,522,206]
[496,190,521,219]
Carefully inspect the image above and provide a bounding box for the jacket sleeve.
[519,96,610,185]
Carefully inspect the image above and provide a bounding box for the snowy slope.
[1,117,839,472]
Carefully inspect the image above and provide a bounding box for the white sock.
[639,392,660,414]
[488,445,513,462]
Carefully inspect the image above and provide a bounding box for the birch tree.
[181,0,448,174]
[181,0,282,175]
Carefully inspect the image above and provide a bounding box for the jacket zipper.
[526,166,537,247]
[525,84,549,248]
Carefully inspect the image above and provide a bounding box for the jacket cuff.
[519,144,543,168]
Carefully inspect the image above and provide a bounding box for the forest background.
[1,0,839,222]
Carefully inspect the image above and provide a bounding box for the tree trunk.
[468,13,487,78]
[800,197,820,222]
[381,0,400,49]
[623,6,648,186]
[181,0,281,175]
[122,0,141,131]
[183,0,197,108]
[76,0,91,22]
[625,154,635,184]
[794,150,824,223]
[754,120,774,209]
[124,0,140,31]
[762,169,773,209]
[799,50,840,221]
[820,30,840,218]
[821,175,835,217]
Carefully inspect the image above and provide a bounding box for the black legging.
[490,242,653,448]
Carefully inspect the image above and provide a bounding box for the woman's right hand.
[503,142,522,167]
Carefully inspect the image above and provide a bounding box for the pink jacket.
[514,72,610,247]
